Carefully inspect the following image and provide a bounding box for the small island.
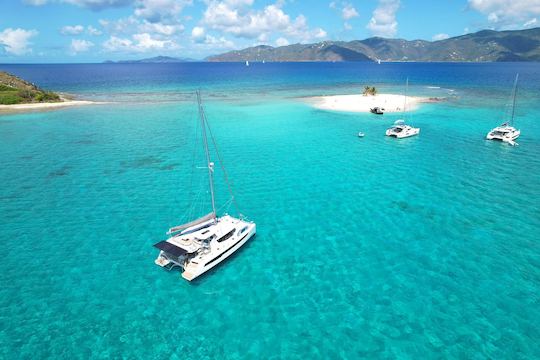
[306,93,425,113]
[303,84,446,113]
[0,71,96,113]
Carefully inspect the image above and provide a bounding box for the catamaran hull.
[386,128,420,138]
[486,131,520,142]
[182,224,256,281]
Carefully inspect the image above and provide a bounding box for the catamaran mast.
[510,74,519,126]
[196,91,217,219]
[404,77,408,114]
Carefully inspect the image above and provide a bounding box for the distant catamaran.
[154,91,256,281]
[486,74,521,146]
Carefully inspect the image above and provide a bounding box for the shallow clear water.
[0,63,539,359]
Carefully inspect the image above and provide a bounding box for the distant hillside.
[208,43,372,62]
[104,56,195,63]
[207,27,540,62]
[0,72,60,105]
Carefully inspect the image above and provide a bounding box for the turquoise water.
[1,63,539,359]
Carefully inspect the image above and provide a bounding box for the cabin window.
[217,229,236,243]
[237,226,248,236]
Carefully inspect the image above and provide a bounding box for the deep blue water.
[3,62,540,95]
[0,62,539,359]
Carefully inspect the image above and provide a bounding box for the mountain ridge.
[206,27,540,62]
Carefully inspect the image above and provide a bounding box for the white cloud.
[202,1,326,43]
[100,16,183,36]
[257,33,269,42]
[27,0,134,10]
[70,39,94,54]
[0,28,38,55]
[87,25,103,35]
[275,37,289,46]
[102,33,179,52]
[190,26,235,49]
[202,35,235,48]
[61,0,133,10]
[312,28,327,39]
[342,4,359,20]
[61,25,85,35]
[432,33,449,41]
[99,17,138,35]
[97,0,189,54]
[139,22,184,35]
[134,0,192,23]
[284,14,327,41]
[103,36,133,51]
[523,18,538,28]
[98,0,188,41]
[330,2,358,30]
[488,12,498,23]
[468,0,540,28]
[367,0,400,37]
[133,32,175,49]
[191,26,206,42]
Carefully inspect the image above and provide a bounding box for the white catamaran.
[154,91,256,281]
[386,77,420,138]
[486,74,521,146]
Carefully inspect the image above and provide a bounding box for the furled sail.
[167,212,216,234]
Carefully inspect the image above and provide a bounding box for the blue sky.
[0,0,538,63]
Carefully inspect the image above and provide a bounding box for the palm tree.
[363,86,377,96]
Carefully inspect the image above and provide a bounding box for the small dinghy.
[370,107,384,115]
[358,132,365,137]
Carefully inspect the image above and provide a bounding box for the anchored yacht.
[154,91,256,281]
[386,78,420,138]
[486,74,521,146]
[486,124,520,145]
[386,120,420,138]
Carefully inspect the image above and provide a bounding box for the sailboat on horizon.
[153,91,256,281]
[486,74,521,146]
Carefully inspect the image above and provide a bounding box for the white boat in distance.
[386,77,420,138]
[486,74,521,146]
[154,91,256,281]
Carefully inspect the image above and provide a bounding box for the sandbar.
[305,94,439,113]
[0,99,101,114]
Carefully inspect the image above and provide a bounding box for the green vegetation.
[0,84,16,91]
[0,92,22,105]
[363,86,377,96]
[0,71,62,105]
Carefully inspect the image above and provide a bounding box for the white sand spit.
[305,94,434,113]
[0,100,102,113]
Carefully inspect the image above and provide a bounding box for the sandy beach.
[0,99,100,114]
[305,94,434,113]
